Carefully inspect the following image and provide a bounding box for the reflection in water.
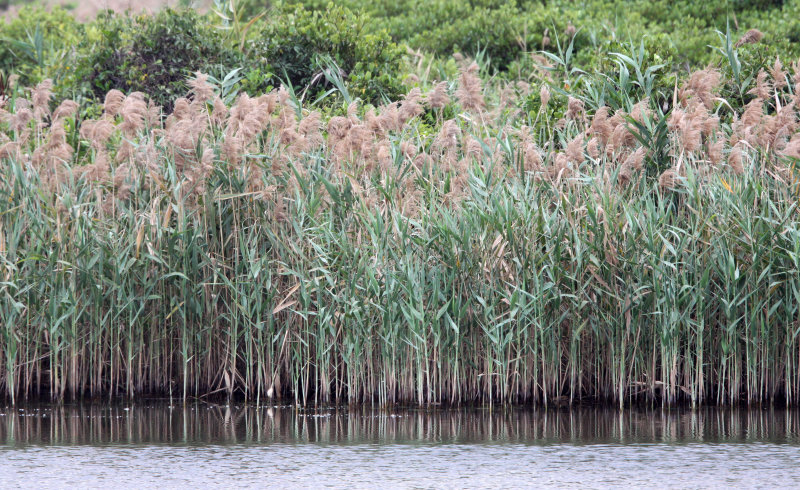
[1,404,799,446]
[2,404,800,488]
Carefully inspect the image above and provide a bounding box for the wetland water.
[1,404,799,488]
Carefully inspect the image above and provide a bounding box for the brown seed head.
[426,81,450,110]
[565,134,584,164]
[540,84,551,109]
[103,90,126,118]
[771,57,787,91]
[32,79,53,120]
[52,100,79,123]
[455,62,485,113]
[189,72,215,103]
[734,29,763,48]
[566,97,585,121]
[658,168,680,191]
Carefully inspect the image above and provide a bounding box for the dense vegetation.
[1,1,800,406]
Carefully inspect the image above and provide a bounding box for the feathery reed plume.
[222,135,243,164]
[617,158,633,186]
[760,101,797,148]
[781,135,800,160]
[748,70,772,100]
[432,119,461,171]
[399,139,418,161]
[565,134,584,164]
[426,81,450,109]
[734,28,764,48]
[115,93,148,162]
[550,152,571,181]
[630,98,651,124]
[434,119,460,150]
[103,89,126,118]
[211,96,228,127]
[456,62,485,113]
[6,73,19,92]
[183,147,214,197]
[171,98,192,121]
[404,74,420,86]
[146,99,162,127]
[298,111,323,149]
[792,60,800,104]
[31,120,73,189]
[708,139,725,166]
[565,97,585,121]
[609,110,635,154]
[540,84,551,110]
[668,103,704,154]
[623,146,646,172]
[728,146,745,174]
[119,93,148,135]
[464,135,483,161]
[565,22,577,39]
[9,106,33,135]
[741,97,765,130]
[364,109,382,138]
[771,58,788,91]
[80,119,115,147]
[80,117,115,176]
[375,140,392,172]
[523,142,543,171]
[52,100,78,123]
[189,72,215,103]
[326,115,351,155]
[226,93,271,144]
[658,167,680,191]
[399,88,424,122]
[346,100,359,123]
[31,79,53,121]
[679,69,720,109]
[586,137,600,159]
[0,141,19,160]
[678,117,702,154]
[590,106,613,147]
[378,102,403,133]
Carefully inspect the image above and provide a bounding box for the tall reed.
[0,59,799,407]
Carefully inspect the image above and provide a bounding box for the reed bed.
[1,58,800,407]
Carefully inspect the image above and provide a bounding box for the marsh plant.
[1,50,800,408]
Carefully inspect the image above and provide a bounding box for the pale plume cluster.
[1,58,799,220]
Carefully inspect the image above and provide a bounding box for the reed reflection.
[2,404,799,447]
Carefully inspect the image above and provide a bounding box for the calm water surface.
[1,403,799,488]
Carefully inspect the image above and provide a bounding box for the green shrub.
[0,7,83,87]
[79,9,245,109]
[241,0,800,77]
[395,2,526,70]
[248,4,406,104]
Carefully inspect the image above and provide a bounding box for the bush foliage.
[2,0,799,108]
[248,4,406,104]
[80,10,245,110]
